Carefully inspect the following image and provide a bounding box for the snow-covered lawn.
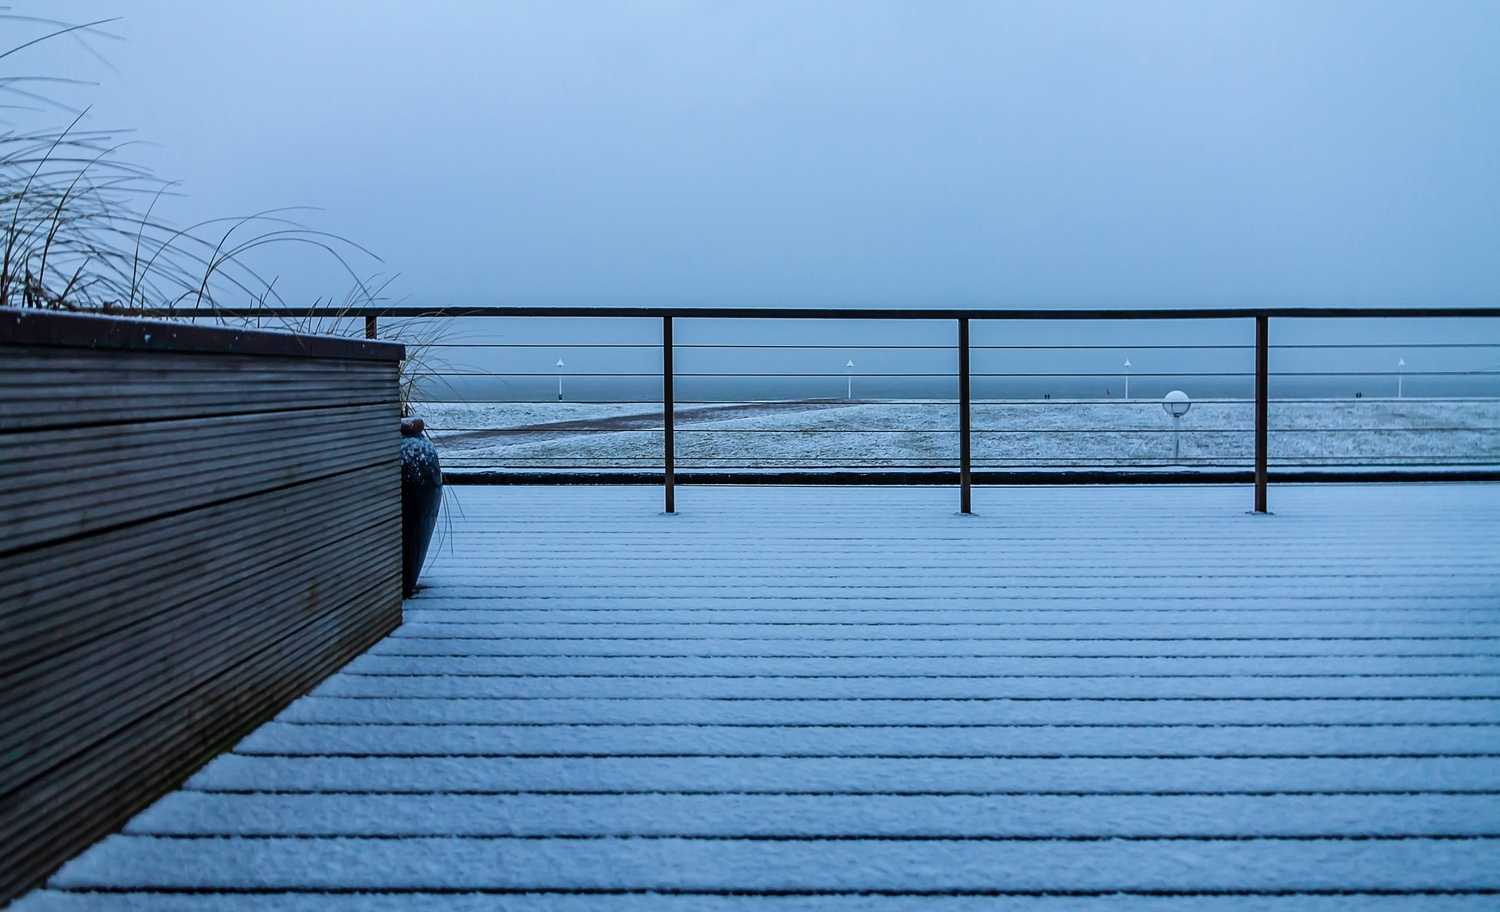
[21,483,1500,905]
[420,398,1500,471]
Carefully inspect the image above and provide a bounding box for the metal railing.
[165,305,1500,514]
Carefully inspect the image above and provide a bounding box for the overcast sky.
[15,1,1500,310]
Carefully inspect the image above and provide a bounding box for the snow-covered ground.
[20,483,1500,905]
[421,398,1500,471]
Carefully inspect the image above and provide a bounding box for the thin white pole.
[846,360,854,399]
[557,358,565,400]
[1397,359,1404,398]
[1124,360,1131,400]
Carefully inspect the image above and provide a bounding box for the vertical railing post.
[365,316,377,340]
[663,315,675,514]
[1254,314,1269,513]
[959,317,971,514]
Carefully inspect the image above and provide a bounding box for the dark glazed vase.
[400,417,443,597]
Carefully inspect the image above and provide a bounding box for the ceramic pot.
[400,417,442,597]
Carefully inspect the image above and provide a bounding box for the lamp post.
[846,360,854,399]
[1397,358,1405,399]
[1162,390,1191,462]
[556,358,565,400]
[1123,359,1131,400]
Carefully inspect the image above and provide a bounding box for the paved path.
[19,484,1500,909]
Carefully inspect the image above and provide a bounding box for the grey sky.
[21,1,1500,310]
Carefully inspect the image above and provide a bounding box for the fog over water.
[18,2,1500,395]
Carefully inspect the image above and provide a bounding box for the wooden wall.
[0,308,405,904]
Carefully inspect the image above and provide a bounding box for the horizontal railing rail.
[146,304,1500,513]
[141,305,1500,319]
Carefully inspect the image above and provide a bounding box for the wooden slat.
[234,721,1500,757]
[185,754,1500,795]
[0,347,396,431]
[40,834,1500,893]
[126,791,1500,837]
[0,404,397,555]
[278,694,1500,726]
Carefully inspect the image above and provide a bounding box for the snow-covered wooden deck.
[20,484,1500,908]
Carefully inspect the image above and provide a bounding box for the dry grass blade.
[2,14,454,420]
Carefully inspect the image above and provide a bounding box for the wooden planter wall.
[0,309,405,904]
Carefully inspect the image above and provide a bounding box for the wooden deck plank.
[308,676,1498,698]
[276,695,1500,725]
[41,834,1500,892]
[169,753,1500,794]
[123,791,1500,838]
[16,894,1500,912]
[227,722,1500,756]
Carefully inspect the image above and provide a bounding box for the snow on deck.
[18,483,1500,909]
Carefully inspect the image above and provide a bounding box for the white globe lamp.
[1162,390,1191,461]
